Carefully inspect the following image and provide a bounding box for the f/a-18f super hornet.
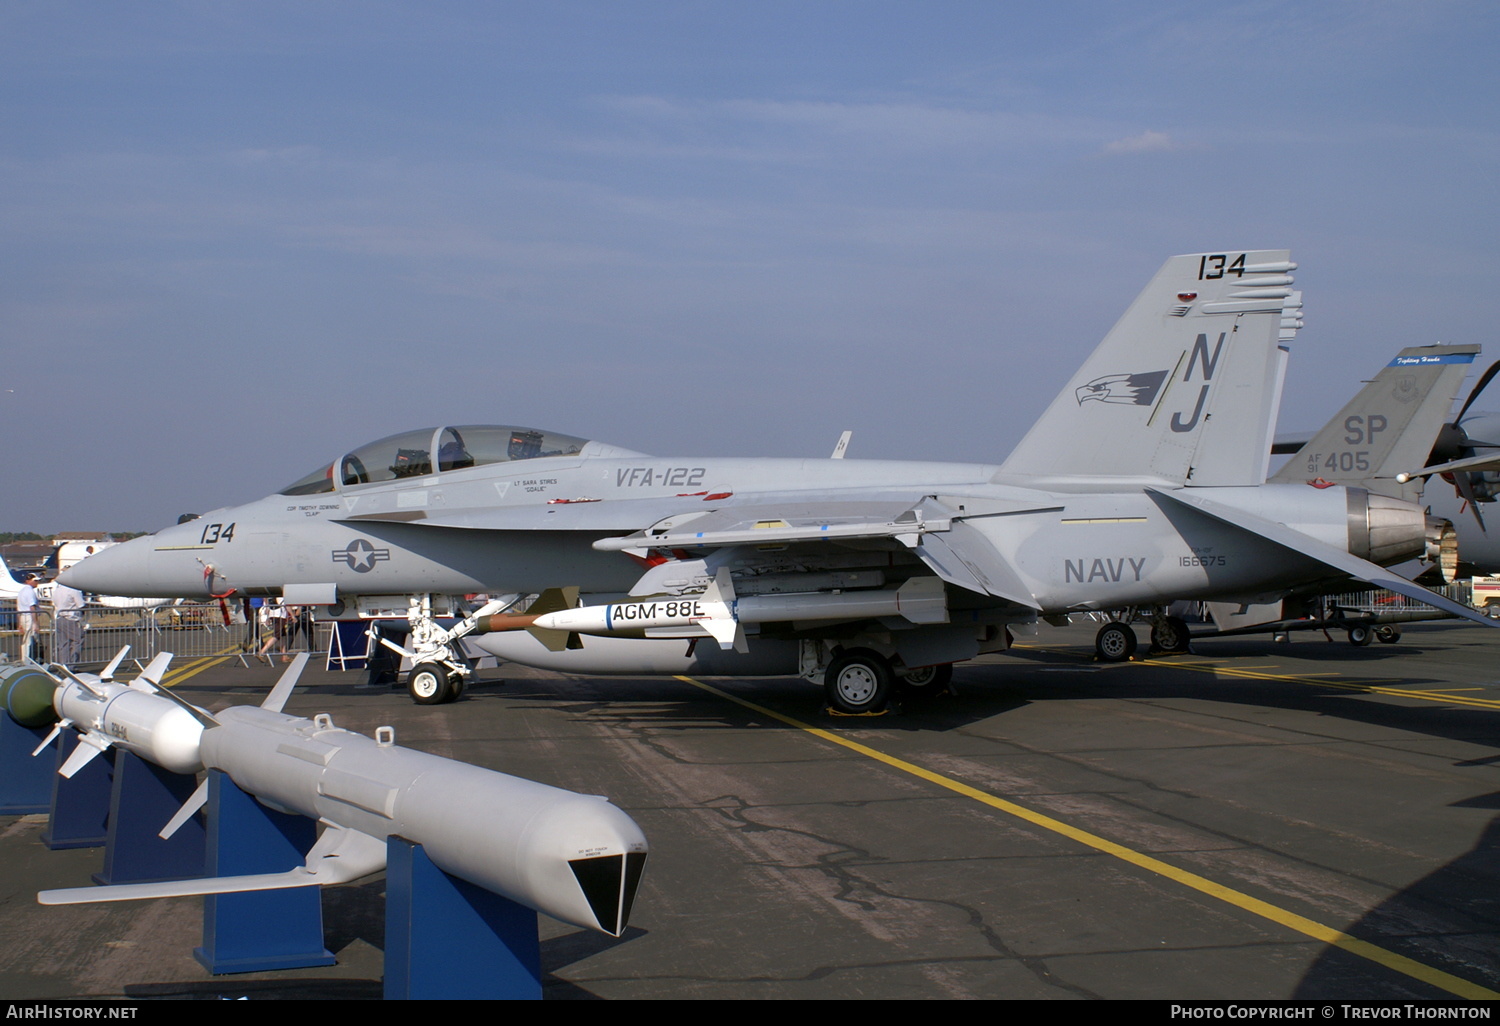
[63,250,1495,711]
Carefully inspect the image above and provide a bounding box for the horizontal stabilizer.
[1149,488,1499,628]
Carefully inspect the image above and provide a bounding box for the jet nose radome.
[59,537,176,598]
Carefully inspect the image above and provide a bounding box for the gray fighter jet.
[63,250,1494,711]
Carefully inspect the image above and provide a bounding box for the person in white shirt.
[16,573,42,663]
[52,580,86,667]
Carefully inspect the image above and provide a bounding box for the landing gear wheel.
[1150,617,1192,654]
[1347,626,1374,647]
[1095,622,1137,662]
[899,663,953,697]
[1375,625,1401,644]
[408,662,452,705]
[825,652,894,714]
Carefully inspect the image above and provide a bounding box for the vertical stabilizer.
[1271,344,1480,502]
[1001,250,1299,487]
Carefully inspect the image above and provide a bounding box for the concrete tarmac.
[1,619,1498,1000]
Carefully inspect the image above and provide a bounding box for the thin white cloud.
[1101,130,1180,155]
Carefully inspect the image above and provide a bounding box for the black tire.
[1375,625,1401,644]
[408,661,451,705]
[1347,626,1374,647]
[899,663,953,696]
[1150,617,1192,653]
[825,651,894,714]
[1096,622,1137,662]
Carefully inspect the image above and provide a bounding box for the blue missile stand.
[0,717,53,814]
[385,838,541,1000]
[42,734,113,849]
[195,771,335,974]
[96,752,206,885]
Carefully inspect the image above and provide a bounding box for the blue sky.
[3,1,1497,529]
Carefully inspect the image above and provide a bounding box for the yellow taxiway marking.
[677,675,1498,1000]
[1136,656,1500,712]
[157,644,245,688]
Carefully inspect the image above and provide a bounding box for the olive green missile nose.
[0,664,60,728]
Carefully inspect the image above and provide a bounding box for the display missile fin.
[260,653,309,713]
[58,732,111,778]
[45,823,389,905]
[31,722,65,756]
[158,779,208,840]
[698,569,746,652]
[53,666,107,699]
[100,646,130,681]
[131,652,174,691]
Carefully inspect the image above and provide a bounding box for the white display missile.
[28,649,209,778]
[33,655,649,936]
[476,570,947,652]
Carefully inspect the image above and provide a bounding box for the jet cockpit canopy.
[279,425,596,496]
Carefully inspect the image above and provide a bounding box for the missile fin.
[59,733,110,778]
[30,723,62,757]
[527,626,576,652]
[528,586,580,617]
[301,824,388,885]
[697,616,743,651]
[40,826,388,906]
[702,567,736,604]
[100,646,130,681]
[159,780,209,840]
[39,870,321,905]
[132,652,174,690]
[261,653,310,713]
[55,666,108,698]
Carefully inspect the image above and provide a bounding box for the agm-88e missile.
[4,653,647,936]
[473,570,947,652]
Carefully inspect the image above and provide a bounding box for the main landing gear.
[820,649,958,714]
[1094,613,1192,661]
[1094,622,1137,662]
[824,651,894,714]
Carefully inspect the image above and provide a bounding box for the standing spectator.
[52,579,86,668]
[17,573,43,663]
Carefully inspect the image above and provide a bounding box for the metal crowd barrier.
[0,599,330,669]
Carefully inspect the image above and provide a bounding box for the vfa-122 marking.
[616,467,707,488]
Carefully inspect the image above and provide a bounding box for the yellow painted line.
[157,642,248,688]
[676,675,1498,1000]
[1138,657,1500,712]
